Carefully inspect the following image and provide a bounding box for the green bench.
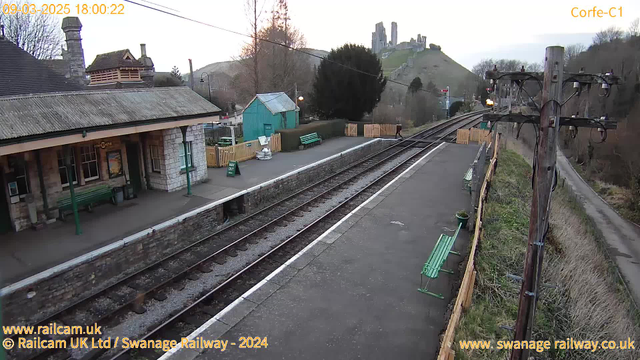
[418,223,463,299]
[463,167,473,192]
[57,185,115,220]
[299,133,322,149]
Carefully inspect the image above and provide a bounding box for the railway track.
[6,111,485,360]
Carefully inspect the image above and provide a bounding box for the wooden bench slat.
[300,132,321,145]
[57,185,114,216]
[419,223,464,298]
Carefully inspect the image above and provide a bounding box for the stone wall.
[162,125,207,192]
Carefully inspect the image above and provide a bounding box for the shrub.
[277,119,346,151]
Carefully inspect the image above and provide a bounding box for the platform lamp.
[200,72,212,103]
[180,126,192,196]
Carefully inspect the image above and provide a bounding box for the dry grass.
[547,185,639,359]
[454,148,639,360]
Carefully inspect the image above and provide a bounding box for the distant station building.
[242,93,298,141]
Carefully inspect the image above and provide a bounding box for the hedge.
[277,119,346,152]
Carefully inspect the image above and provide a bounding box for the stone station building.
[0,88,220,233]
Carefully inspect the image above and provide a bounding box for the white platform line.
[1,139,381,297]
[157,142,446,360]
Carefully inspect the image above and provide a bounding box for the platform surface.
[168,143,480,360]
[0,137,372,287]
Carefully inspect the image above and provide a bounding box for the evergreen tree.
[170,66,182,80]
[312,44,386,120]
[408,77,423,94]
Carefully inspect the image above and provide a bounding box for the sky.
[30,0,640,73]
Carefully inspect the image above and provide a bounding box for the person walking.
[395,120,404,139]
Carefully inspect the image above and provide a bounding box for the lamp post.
[200,72,211,103]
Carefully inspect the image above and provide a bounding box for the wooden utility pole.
[510,46,564,360]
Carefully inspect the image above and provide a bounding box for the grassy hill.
[381,48,478,96]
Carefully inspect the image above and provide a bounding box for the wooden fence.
[345,123,358,137]
[437,134,500,360]
[206,133,282,168]
[363,124,398,138]
[456,128,491,144]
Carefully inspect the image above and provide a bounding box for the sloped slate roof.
[40,59,70,76]
[255,92,297,115]
[86,49,144,72]
[0,87,221,142]
[0,39,83,96]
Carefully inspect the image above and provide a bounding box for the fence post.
[214,145,220,168]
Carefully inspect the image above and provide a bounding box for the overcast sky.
[34,0,640,72]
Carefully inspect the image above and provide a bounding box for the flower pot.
[456,213,469,228]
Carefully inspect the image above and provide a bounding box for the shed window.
[178,142,193,170]
[150,145,161,172]
[57,149,78,187]
[80,145,100,181]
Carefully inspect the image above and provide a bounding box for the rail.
[108,112,487,360]
[5,111,485,360]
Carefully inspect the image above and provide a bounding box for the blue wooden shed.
[242,92,299,141]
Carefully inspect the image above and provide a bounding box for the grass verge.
[453,149,639,360]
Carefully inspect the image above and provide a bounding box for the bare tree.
[0,0,63,59]
[564,43,586,68]
[239,0,266,95]
[472,59,494,79]
[525,62,543,72]
[234,0,311,103]
[628,18,639,38]
[593,26,624,45]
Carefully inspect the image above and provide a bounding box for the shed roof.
[0,87,220,142]
[0,39,84,97]
[251,92,297,115]
[86,49,144,72]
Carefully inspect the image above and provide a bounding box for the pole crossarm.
[485,71,621,86]
[483,113,618,129]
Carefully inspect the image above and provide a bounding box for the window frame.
[57,149,78,187]
[178,142,193,170]
[80,145,100,182]
[150,145,162,173]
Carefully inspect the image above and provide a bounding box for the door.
[126,143,143,193]
[0,180,12,234]
[263,124,273,137]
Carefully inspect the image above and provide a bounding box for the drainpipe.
[35,149,51,220]
[180,126,192,196]
[64,146,82,235]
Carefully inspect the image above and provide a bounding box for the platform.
[164,142,481,360]
[0,137,372,287]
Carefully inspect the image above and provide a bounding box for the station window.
[8,156,30,197]
[150,145,161,173]
[178,142,193,170]
[57,149,78,187]
[15,162,29,196]
[80,145,100,181]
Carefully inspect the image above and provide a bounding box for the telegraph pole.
[510,46,564,360]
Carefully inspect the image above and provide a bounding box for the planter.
[456,213,469,228]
